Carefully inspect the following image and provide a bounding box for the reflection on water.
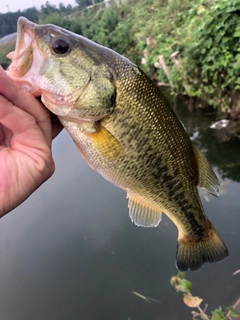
[0,106,240,320]
[178,107,240,182]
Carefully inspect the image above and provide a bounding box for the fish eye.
[52,38,70,55]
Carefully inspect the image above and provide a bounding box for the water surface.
[0,106,240,320]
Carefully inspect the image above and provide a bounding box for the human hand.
[0,66,63,217]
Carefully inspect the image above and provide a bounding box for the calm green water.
[0,106,240,320]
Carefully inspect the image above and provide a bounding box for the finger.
[49,113,63,139]
[0,94,38,136]
[0,94,52,163]
[0,66,52,146]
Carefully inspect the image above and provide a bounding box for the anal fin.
[127,193,162,227]
[192,142,220,197]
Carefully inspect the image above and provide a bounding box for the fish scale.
[7,17,228,271]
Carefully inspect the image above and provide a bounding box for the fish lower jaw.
[41,94,73,116]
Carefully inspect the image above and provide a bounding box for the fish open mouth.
[6,17,82,110]
[6,17,45,96]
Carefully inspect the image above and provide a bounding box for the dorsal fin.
[192,142,220,197]
[127,193,162,227]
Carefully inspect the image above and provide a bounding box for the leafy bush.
[125,0,240,112]
[171,272,240,320]
[175,0,240,111]
[1,0,240,113]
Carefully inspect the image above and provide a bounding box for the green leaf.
[230,308,240,317]
[177,272,185,279]
[178,279,192,293]
[170,276,192,293]
[212,314,224,320]
[212,308,226,320]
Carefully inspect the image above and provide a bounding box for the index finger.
[0,66,52,145]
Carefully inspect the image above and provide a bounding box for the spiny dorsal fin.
[127,193,162,227]
[192,142,220,197]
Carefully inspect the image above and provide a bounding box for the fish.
[6,17,228,271]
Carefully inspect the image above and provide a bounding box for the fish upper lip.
[15,17,35,59]
[7,17,36,77]
[15,17,36,58]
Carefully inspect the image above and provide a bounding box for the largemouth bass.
[7,17,228,271]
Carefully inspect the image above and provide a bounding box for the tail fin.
[176,229,229,271]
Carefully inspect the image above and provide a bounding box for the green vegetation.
[0,8,39,37]
[1,0,240,115]
[170,0,240,112]
[171,272,240,319]
[0,39,15,69]
[75,0,103,10]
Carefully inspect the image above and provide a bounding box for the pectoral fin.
[192,142,220,197]
[127,193,162,227]
[71,121,124,169]
[86,123,124,161]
